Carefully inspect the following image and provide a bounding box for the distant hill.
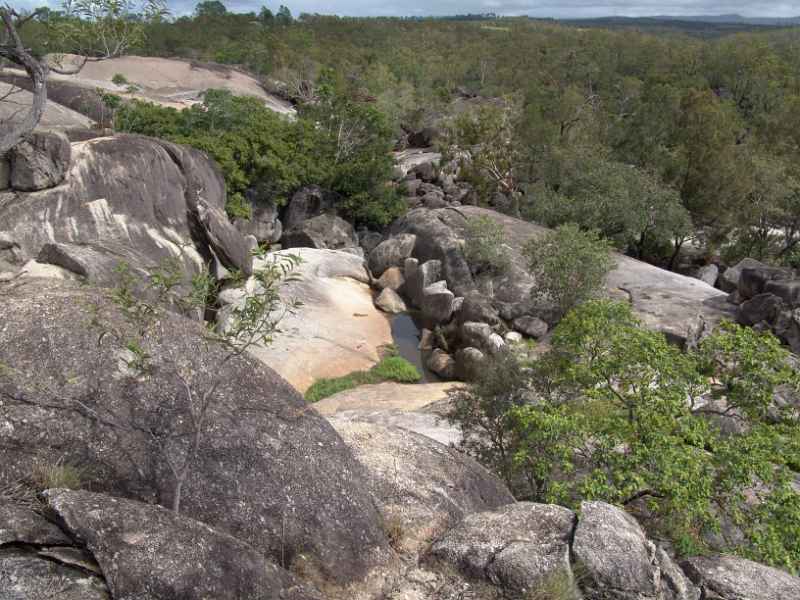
[556,14,800,37]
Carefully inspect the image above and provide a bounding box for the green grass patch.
[305,355,421,402]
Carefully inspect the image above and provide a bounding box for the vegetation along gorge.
[2,1,800,598]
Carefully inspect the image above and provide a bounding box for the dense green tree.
[195,1,227,17]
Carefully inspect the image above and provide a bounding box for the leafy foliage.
[463,215,510,275]
[114,88,402,227]
[523,224,615,319]
[448,300,800,571]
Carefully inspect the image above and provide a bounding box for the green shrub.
[463,215,510,274]
[115,88,402,228]
[30,460,83,491]
[111,73,129,85]
[305,355,421,402]
[523,224,614,319]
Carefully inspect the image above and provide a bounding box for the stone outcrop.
[573,501,699,600]
[45,489,322,600]
[0,547,109,600]
[329,422,514,553]
[681,555,800,600]
[282,185,340,231]
[431,502,575,594]
[0,134,252,289]
[282,213,359,251]
[9,131,71,191]
[0,278,389,583]
[368,233,417,277]
[224,248,392,392]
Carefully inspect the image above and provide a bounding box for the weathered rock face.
[0,547,109,600]
[0,505,71,546]
[0,278,388,583]
[375,287,407,314]
[738,266,795,301]
[45,489,323,600]
[573,501,699,600]
[328,422,514,554]
[9,131,72,191]
[430,502,575,595]
[228,248,392,392]
[681,555,800,600]
[719,258,768,293]
[282,185,340,231]
[282,213,359,251]
[368,233,417,277]
[234,197,283,244]
[0,135,252,287]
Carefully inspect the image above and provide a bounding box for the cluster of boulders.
[363,205,551,380]
[718,258,800,353]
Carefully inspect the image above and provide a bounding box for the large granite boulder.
[0,134,252,288]
[738,266,795,301]
[368,233,417,277]
[9,131,71,191]
[430,502,575,595]
[681,555,800,600]
[282,213,359,251]
[0,505,71,546]
[45,489,322,600]
[224,248,392,392]
[328,422,513,554]
[719,258,768,293]
[234,193,283,244]
[573,501,699,600]
[0,278,388,583]
[282,185,339,231]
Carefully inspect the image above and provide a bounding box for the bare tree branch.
[0,5,47,153]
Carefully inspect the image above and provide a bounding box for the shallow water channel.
[390,312,440,383]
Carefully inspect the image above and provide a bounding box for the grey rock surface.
[681,555,800,600]
[9,131,71,191]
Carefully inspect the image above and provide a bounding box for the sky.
[15,0,800,18]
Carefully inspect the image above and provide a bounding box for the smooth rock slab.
[375,287,407,314]
[430,502,575,594]
[45,489,322,600]
[329,422,513,554]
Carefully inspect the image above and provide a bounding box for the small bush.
[111,73,129,85]
[526,568,582,600]
[305,355,421,402]
[463,215,510,274]
[30,460,83,491]
[523,223,614,320]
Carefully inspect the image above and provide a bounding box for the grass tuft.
[305,354,421,402]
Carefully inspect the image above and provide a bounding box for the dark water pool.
[390,312,440,383]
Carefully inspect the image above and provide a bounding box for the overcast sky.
[16,0,800,18]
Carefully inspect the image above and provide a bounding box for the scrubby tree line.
[12,6,800,266]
